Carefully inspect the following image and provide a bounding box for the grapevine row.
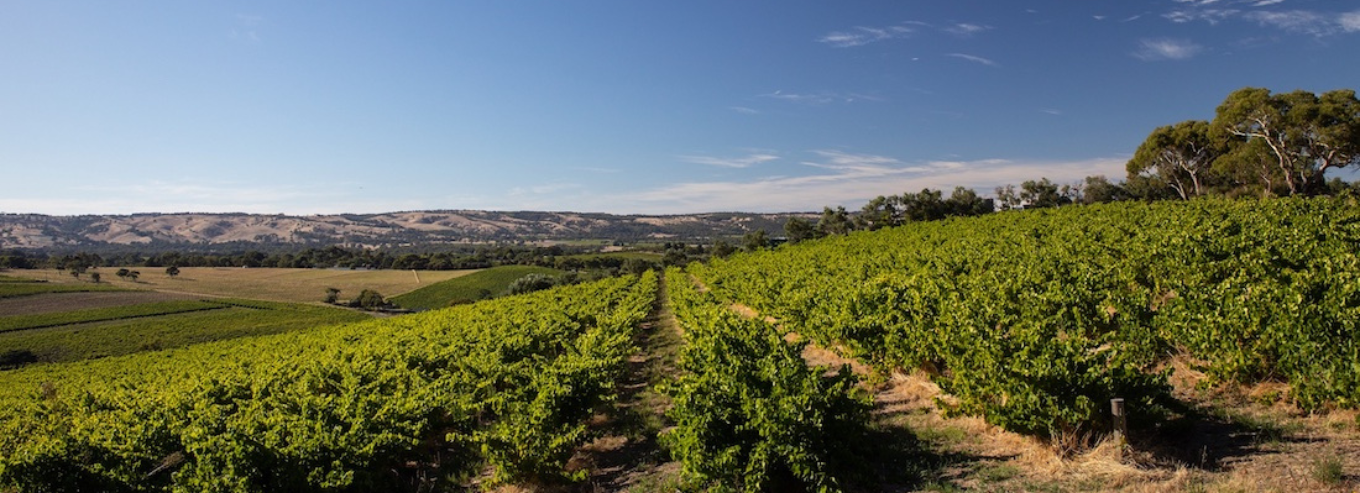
[691,197,1360,438]
[0,272,657,492]
[662,268,869,492]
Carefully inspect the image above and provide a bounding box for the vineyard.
[0,298,371,366]
[1,197,1358,491]
[0,273,656,491]
[691,197,1360,438]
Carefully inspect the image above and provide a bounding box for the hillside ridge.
[0,210,813,249]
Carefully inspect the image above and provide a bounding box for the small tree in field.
[324,287,341,304]
[90,272,101,283]
[116,268,130,280]
[165,266,180,278]
[127,271,140,282]
[354,289,386,310]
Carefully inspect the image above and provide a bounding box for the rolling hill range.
[0,210,810,250]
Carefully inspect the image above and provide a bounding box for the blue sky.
[3,1,1359,215]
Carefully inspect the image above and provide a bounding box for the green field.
[0,282,128,299]
[0,299,368,365]
[0,268,469,368]
[0,300,225,333]
[390,265,563,309]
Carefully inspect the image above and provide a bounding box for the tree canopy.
[1130,87,1360,198]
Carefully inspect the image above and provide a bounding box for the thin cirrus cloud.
[817,21,988,48]
[679,153,780,169]
[1244,9,1360,35]
[947,53,999,67]
[620,151,1127,214]
[1133,38,1202,61]
[944,23,992,36]
[817,25,917,47]
[761,90,837,104]
[759,90,880,105]
[1166,1,1360,36]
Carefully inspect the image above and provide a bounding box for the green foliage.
[505,273,560,295]
[0,275,41,283]
[323,287,340,304]
[691,197,1360,440]
[663,270,870,492]
[352,288,387,310]
[0,282,128,299]
[1312,456,1345,486]
[0,273,658,492]
[783,217,820,244]
[1127,120,1224,200]
[0,300,370,365]
[741,230,770,252]
[389,265,562,310]
[0,300,226,333]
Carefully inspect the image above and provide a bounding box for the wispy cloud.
[1165,1,1360,36]
[947,53,999,67]
[679,153,779,169]
[1164,8,1238,24]
[818,20,991,48]
[762,90,836,104]
[945,23,992,36]
[759,90,880,105]
[1245,10,1347,35]
[620,153,1128,213]
[730,106,760,115]
[1343,11,1360,32]
[817,25,918,47]
[1133,38,1203,60]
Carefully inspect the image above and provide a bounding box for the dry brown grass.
[10,268,476,304]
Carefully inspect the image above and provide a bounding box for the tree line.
[772,87,1359,245]
[0,244,634,272]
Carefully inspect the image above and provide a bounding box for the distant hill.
[0,210,813,251]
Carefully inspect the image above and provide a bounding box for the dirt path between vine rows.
[563,275,685,492]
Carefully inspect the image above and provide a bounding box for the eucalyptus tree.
[1212,87,1360,195]
[1127,120,1223,200]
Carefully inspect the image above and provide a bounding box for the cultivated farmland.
[6,267,475,304]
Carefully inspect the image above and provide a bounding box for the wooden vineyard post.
[1111,398,1128,441]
